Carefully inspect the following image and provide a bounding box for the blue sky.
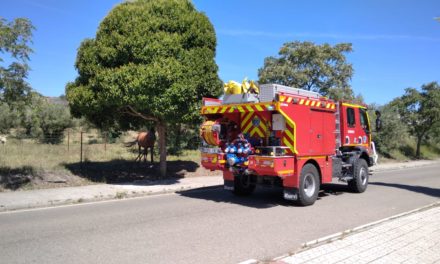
[2,0,439,105]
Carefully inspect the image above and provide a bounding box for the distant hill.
[45,96,68,106]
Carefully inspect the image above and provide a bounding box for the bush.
[39,103,72,144]
[167,124,200,155]
[372,103,409,158]
[100,128,122,144]
[21,94,72,144]
[0,103,20,133]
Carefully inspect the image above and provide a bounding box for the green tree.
[38,103,72,144]
[22,93,72,143]
[0,102,20,133]
[22,92,45,137]
[426,121,440,154]
[371,103,408,158]
[393,82,440,158]
[66,0,222,176]
[0,17,34,104]
[258,41,354,100]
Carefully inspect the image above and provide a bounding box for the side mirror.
[375,110,382,132]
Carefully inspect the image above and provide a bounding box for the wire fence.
[0,129,148,173]
[0,128,206,186]
[0,129,162,189]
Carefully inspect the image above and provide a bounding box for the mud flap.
[224,180,234,191]
[283,188,299,201]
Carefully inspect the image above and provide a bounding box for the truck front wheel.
[348,158,369,193]
[296,164,320,206]
[233,173,256,196]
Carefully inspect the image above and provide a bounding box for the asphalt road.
[1,164,439,264]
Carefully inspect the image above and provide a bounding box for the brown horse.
[125,130,156,163]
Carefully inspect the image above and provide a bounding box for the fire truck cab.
[200,84,378,206]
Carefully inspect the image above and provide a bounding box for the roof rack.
[259,84,321,102]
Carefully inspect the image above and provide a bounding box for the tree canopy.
[0,17,34,104]
[371,102,408,158]
[258,41,354,100]
[393,82,440,158]
[66,0,222,176]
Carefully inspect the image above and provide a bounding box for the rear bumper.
[248,155,295,177]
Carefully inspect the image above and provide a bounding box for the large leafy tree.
[371,103,408,158]
[393,82,440,158]
[66,0,222,176]
[258,41,354,100]
[0,17,34,104]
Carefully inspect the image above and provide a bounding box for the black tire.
[348,158,369,193]
[233,173,256,196]
[296,164,320,206]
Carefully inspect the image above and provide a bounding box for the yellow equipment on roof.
[224,78,259,95]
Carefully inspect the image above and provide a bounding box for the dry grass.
[0,131,212,191]
[0,133,200,170]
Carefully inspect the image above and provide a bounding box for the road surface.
[1,164,439,264]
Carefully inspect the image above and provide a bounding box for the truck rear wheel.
[348,159,369,193]
[233,173,256,196]
[296,164,320,206]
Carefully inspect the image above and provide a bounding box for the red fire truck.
[200,84,379,206]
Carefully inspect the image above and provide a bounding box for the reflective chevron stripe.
[279,95,335,109]
[240,112,270,138]
[282,121,295,155]
[201,103,274,115]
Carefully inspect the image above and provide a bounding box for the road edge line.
[0,184,223,213]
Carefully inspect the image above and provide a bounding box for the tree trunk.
[416,135,422,159]
[174,123,181,153]
[157,122,167,178]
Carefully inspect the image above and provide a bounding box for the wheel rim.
[360,167,367,185]
[303,173,316,197]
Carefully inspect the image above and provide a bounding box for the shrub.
[373,103,409,158]
[21,94,72,143]
[0,103,20,133]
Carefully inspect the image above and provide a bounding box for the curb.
[271,201,440,263]
[0,184,223,212]
[370,160,440,172]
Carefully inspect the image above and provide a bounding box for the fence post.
[80,131,83,165]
